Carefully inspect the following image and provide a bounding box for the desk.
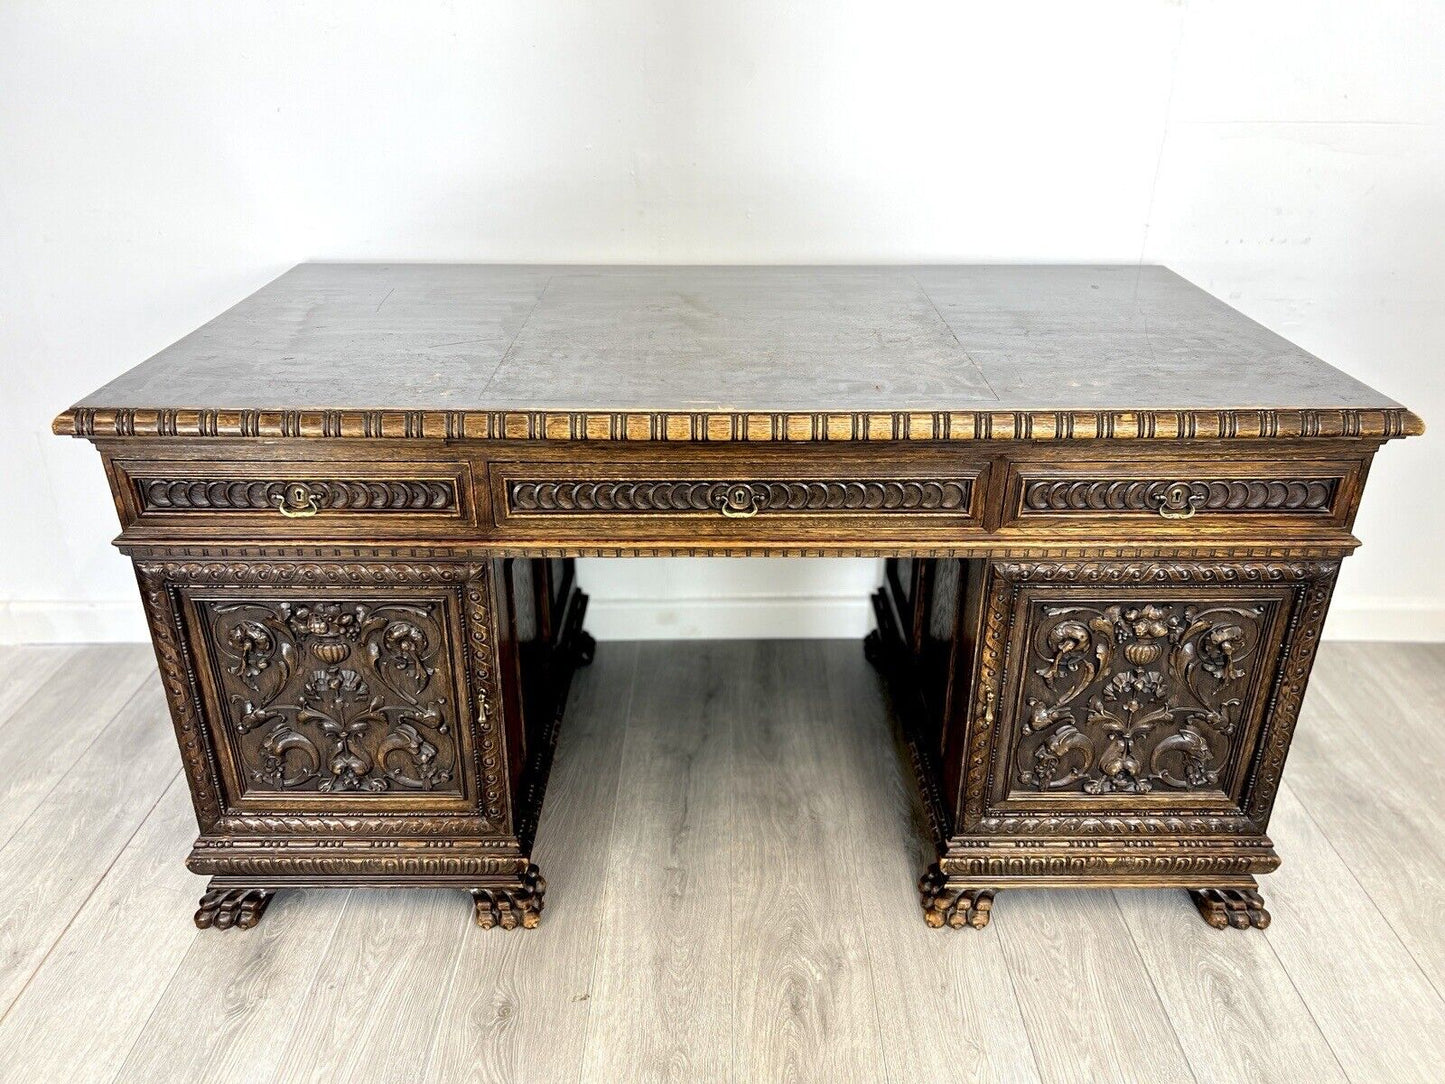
[56,264,1421,932]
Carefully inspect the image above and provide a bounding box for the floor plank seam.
[828,649,900,1084]
[414,904,474,1080]
[1111,890,1204,1084]
[253,889,358,1080]
[0,766,183,1030]
[88,776,201,1084]
[1256,905,1354,1084]
[0,672,155,856]
[994,926,1048,1084]
[574,644,643,1081]
[0,648,76,733]
[1281,780,1445,1009]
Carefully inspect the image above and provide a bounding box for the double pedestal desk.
[56,265,1420,933]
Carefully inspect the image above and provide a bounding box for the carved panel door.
[136,562,513,840]
[954,561,1339,840]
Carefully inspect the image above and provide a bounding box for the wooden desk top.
[57,264,1420,443]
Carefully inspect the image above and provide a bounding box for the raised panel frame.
[952,559,1340,843]
[134,560,514,844]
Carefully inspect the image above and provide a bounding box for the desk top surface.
[60,264,1419,443]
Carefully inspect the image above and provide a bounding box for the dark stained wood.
[54,264,1421,443]
[53,263,1421,934]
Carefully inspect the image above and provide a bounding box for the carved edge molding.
[938,852,1278,879]
[955,559,1340,839]
[122,542,1360,561]
[138,565,224,826]
[1241,569,1337,824]
[56,405,1424,443]
[135,560,513,838]
[187,853,532,878]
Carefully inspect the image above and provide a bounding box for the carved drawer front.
[113,458,480,538]
[173,579,491,817]
[1001,458,1362,530]
[488,457,987,539]
[957,561,1338,836]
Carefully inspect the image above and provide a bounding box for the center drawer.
[486,454,989,540]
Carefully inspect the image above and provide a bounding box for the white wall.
[2,1,1440,644]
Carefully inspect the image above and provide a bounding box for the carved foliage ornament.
[1016,599,1269,796]
[206,598,461,796]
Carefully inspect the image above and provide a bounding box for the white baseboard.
[0,600,151,644]
[3,595,1443,645]
[584,595,874,641]
[1319,598,1445,642]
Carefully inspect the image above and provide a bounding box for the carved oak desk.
[56,265,1421,933]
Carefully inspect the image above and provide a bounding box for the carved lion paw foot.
[920,865,996,929]
[195,886,274,930]
[1190,887,1270,930]
[472,865,546,930]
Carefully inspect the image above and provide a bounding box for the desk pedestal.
[869,557,1337,929]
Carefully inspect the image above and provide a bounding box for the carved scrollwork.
[136,477,457,513]
[1015,599,1270,796]
[507,477,973,515]
[203,598,460,796]
[1020,476,1339,515]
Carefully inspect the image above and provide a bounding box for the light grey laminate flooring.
[0,640,1440,1084]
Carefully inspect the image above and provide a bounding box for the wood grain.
[1285,644,1445,987]
[422,642,639,1083]
[992,888,1195,1084]
[0,774,197,1083]
[577,641,738,1083]
[0,674,177,1014]
[0,644,153,850]
[115,891,355,1081]
[820,643,1041,1084]
[268,889,472,1083]
[56,264,1420,442]
[0,646,73,730]
[1259,783,1445,1081]
[0,642,1440,1083]
[1113,888,1346,1084]
[727,641,888,1083]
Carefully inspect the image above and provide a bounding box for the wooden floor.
[0,640,1440,1083]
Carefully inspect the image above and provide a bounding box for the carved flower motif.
[1199,623,1246,680]
[302,667,369,705]
[227,621,275,676]
[1037,620,1093,685]
[283,602,363,641]
[1124,604,1170,641]
[383,621,428,662]
[1102,668,1169,706]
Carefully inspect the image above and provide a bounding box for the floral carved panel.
[1006,596,1280,803]
[194,596,467,802]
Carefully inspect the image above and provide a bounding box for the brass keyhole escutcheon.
[716,484,763,519]
[1153,483,1204,520]
[273,483,321,518]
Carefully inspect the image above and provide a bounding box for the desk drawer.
[488,457,988,538]
[113,457,481,538]
[1002,458,1363,530]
